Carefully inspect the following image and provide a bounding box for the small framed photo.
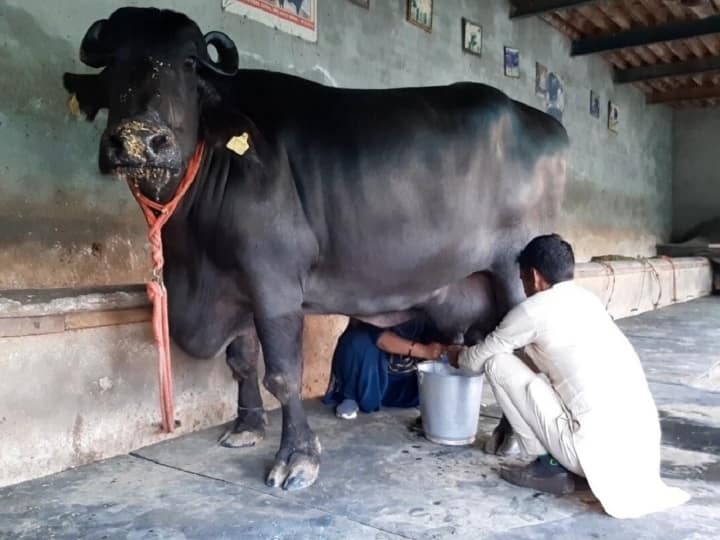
[407,0,433,32]
[462,18,482,57]
[608,101,620,133]
[348,0,369,8]
[535,62,548,97]
[590,91,600,118]
[504,46,520,78]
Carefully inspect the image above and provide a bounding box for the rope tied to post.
[128,142,206,433]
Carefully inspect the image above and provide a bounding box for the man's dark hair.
[517,234,575,284]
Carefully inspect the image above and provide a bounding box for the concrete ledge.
[0,285,150,337]
[0,257,712,488]
[575,257,712,319]
[0,324,237,488]
[0,287,347,489]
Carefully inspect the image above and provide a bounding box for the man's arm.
[457,304,537,372]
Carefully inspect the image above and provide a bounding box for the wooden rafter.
[572,14,720,56]
[614,54,720,83]
[509,0,603,19]
[647,84,720,104]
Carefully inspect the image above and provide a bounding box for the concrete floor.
[2,297,720,539]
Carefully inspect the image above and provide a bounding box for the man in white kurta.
[454,234,690,519]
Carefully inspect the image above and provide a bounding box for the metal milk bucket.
[417,361,484,445]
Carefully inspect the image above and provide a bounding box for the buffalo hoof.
[496,433,524,456]
[483,425,504,455]
[266,435,321,491]
[218,416,266,448]
[483,430,523,456]
[218,427,265,448]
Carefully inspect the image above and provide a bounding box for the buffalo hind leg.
[255,312,321,491]
[485,259,529,457]
[219,329,267,448]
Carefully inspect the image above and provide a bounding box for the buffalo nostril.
[149,133,170,154]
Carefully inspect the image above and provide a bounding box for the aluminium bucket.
[417,361,484,446]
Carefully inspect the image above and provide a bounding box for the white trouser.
[484,353,584,476]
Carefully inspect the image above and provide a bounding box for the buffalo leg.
[485,260,528,456]
[254,312,321,491]
[219,329,267,448]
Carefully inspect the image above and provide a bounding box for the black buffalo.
[63,7,569,490]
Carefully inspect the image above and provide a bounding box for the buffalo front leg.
[219,329,267,448]
[255,312,321,491]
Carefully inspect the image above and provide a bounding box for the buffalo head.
[63,8,239,201]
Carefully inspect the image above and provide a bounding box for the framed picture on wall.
[407,0,433,32]
[608,101,620,133]
[222,0,318,42]
[545,72,565,123]
[590,91,600,118]
[348,0,369,8]
[504,46,520,78]
[462,18,482,57]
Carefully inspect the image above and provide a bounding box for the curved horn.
[201,31,239,75]
[80,19,109,68]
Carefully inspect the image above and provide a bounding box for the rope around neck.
[128,142,206,433]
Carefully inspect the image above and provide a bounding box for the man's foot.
[335,399,359,420]
[500,454,577,496]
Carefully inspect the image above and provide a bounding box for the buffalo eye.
[184,56,197,71]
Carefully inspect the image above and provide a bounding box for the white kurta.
[458,280,690,519]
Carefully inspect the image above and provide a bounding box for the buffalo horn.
[79,19,109,68]
[201,31,239,75]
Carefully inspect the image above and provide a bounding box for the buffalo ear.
[62,72,108,121]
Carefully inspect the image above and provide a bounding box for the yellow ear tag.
[226,133,250,156]
[68,94,82,117]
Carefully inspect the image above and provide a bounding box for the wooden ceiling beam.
[571,13,720,55]
[647,84,720,104]
[509,0,603,19]
[614,54,720,83]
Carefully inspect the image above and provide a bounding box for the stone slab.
[0,455,400,540]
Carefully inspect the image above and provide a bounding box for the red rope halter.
[128,142,206,433]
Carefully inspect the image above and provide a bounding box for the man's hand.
[446,345,465,368]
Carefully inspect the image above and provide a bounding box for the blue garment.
[323,318,442,413]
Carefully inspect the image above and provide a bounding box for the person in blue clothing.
[323,316,450,419]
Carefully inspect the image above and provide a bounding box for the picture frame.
[590,91,600,119]
[407,0,433,33]
[608,101,620,133]
[348,0,369,8]
[545,72,565,123]
[462,18,482,57]
[504,46,520,78]
[222,0,317,42]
